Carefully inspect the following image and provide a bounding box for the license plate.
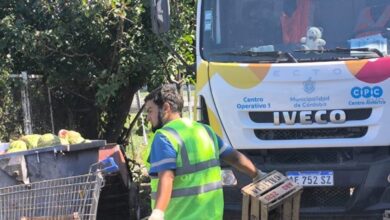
[286,171,334,186]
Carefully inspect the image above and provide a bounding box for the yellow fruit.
[58,129,68,139]
[7,140,28,153]
[57,129,86,145]
[20,134,41,149]
[37,133,61,147]
[60,137,69,145]
[67,130,85,144]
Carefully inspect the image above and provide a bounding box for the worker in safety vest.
[354,0,390,38]
[144,84,265,220]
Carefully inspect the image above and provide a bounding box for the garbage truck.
[152,0,390,218]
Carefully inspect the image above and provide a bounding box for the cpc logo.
[351,86,383,98]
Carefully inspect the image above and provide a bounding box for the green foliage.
[0,0,195,143]
[0,71,22,141]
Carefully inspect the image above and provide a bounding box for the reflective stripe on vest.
[150,122,222,198]
[162,126,220,176]
[202,124,227,158]
[151,181,222,199]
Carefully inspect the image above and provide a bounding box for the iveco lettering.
[273,110,347,125]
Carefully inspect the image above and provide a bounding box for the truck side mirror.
[150,0,170,34]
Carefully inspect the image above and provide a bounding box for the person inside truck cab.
[242,0,313,46]
[354,0,390,38]
[280,0,313,43]
[144,84,266,220]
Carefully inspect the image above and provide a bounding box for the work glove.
[252,169,267,183]
[148,209,164,220]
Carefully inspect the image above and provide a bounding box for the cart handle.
[90,156,119,174]
[100,157,119,173]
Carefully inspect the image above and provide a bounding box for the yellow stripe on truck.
[207,107,222,138]
[210,63,271,89]
[345,60,368,76]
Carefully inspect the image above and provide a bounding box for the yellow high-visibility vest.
[149,118,223,220]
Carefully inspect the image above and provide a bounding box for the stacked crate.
[241,171,303,220]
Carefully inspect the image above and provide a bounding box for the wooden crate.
[241,171,303,220]
[384,210,390,220]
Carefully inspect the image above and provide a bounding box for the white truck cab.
[196,0,390,218]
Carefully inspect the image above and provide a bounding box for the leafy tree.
[0,64,22,142]
[0,0,195,143]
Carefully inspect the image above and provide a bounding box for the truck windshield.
[201,0,390,62]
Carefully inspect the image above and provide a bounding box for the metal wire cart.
[0,141,137,220]
[0,157,118,220]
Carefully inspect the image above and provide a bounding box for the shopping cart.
[0,157,119,220]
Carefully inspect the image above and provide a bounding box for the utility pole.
[47,88,55,133]
[136,91,148,145]
[10,73,44,135]
[20,71,33,135]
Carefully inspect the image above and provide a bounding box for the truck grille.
[301,186,353,208]
[266,148,353,164]
[249,108,371,140]
[254,127,368,140]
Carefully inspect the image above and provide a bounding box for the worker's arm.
[147,132,178,220]
[148,169,175,220]
[155,169,175,210]
[222,149,259,179]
